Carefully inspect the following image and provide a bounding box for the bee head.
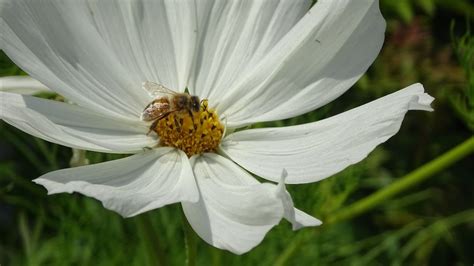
[190,96,200,112]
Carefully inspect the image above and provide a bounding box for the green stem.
[182,210,197,266]
[400,208,474,259]
[34,138,58,170]
[275,137,474,266]
[326,136,474,224]
[136,214,166,266]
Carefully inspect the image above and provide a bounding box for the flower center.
[152,100,224,157]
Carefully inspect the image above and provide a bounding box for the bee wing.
[142,81,178,97]
[142,108,176,122]
[140,101,171,121]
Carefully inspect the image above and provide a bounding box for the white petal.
[86,0,198,91]
[182,153,318,254]
[0,76,50,94]
[0,92,155,153]
[276,170,322,230]
[182,154,282,254]
[0,0,199,118]
[34,148,198,218]
[217,0,386,127]
[189,0,310,101]
[221,84,434,184]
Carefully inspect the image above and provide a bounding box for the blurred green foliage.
[1,2,473,266]
[381,0,474,23]
[451,23,474,130]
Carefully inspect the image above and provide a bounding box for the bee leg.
[147,119,159,136]
[174,115,182,132]
[187,109,197,130]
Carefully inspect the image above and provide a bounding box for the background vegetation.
[1,0,473,265]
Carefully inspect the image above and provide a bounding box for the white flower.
[0,0,433,254]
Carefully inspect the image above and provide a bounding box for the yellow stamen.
[153,100,224,157]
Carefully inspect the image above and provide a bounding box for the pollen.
[153,100,224,157]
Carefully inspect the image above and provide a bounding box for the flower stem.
[275,136,474,266]
[182,210,197,266]
[326,136,474,224]
[136,213,166,266]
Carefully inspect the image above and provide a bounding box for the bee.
[141,81,201,134]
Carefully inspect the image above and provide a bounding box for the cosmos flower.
[0,0,433,254]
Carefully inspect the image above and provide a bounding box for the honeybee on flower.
[140,81,201,131]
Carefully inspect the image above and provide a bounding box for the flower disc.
[153,100,224,157]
